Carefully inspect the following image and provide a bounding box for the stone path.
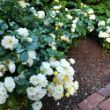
[76,83,110,110]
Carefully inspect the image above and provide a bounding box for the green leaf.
[17,65,25,74]
[20,52,29,62]
[16,78,28,86]
[1,23,8,31]
[44,35,53,43]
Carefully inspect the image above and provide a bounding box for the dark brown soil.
[43,37,110,110]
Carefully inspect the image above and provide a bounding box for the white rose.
[43,68,53,76]
[65,8,69,11]
[56,66,65,74]
[72,17,79,24]
[32,101,42,110]
[67,66,75,76]
[0,86,8,104]
[53,5,61,10]
[49,84,64,100]
[27,87,37,100]
[27,86,46,101]
[107,18,110,24]
[99,31,109,38]
[106,27,110,34]
[58,22,64,27]
[28,51,36,59]
[60,59,70,68]
[18,1,30,8]
[67,14,73,20]
[36,11,45,19]
[89,14,96,20]
[30,75,38,86]
[71,27,76,33]
[50,10,56,18]
[98,20,105,26]
[41,62,50,70]
[26,51,37,66]
[1,35,18,50]
[0,96,7,104]
[4,77,15,92]
[16,28,29,37]
[30,74,48,87]
[50,33,56,38]
[27,58,34,67]
[72,23,76,28]
[106,37,110,43]
[50,60,60,68]
[8,61,16,73]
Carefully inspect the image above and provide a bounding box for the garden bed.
[1,1,110,110]
[43,37,110,110]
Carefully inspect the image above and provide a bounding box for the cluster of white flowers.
[67,14,73,20]
[36,11,45,19]
[87,9,96,20]
[30,7,45,19]
[0,77,15,104]
[27,51,37,66]
[16,28,32,42]
[98,20,106,26]
[27,58,78,110]
[83,7,95,32]
[18,0,30,8]
[71,17,79,33]
[22,51,37,67]
[27,74,48,110]
[1,28,32,51]
[99,28,110,43]
[49,10,56,18]
[98,19,110,43]
[16,28,29,37]
[47,58,78,99]
[81,3,96,20]
[52,5,62,14]
[40,61,53,76]
[41,58,78,99]
[49,33,57,50]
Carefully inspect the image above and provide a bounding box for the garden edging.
[78,83,110,110]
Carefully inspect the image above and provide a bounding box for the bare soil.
[43,37,110,110]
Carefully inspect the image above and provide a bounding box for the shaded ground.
[43,37,110,110]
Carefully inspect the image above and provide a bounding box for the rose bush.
[97,18,110,51]
[0,0,97,110]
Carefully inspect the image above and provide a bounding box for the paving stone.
[98,84,110,97]
[99,98,110,110]
[78,93,104,110]
[78,100,92,110]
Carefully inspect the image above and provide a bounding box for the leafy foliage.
[0,0,97,110]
